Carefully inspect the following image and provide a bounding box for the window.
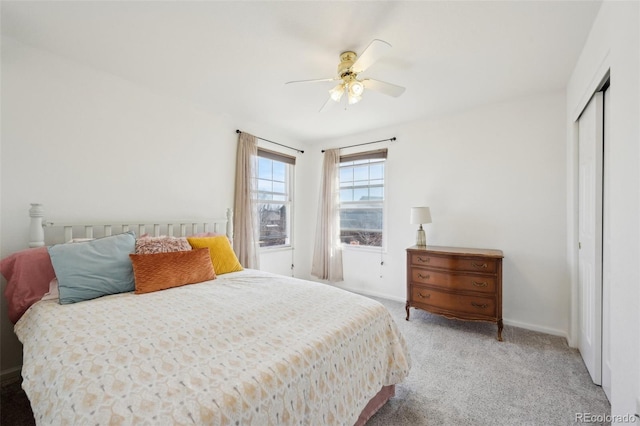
[255,148,294,248]
[339,149,386,247]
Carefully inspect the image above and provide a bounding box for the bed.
[2,204,411,425]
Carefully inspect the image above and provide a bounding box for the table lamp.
[410,207,432,246]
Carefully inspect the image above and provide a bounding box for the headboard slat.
[29,204,233,246]
[64,226,72,243]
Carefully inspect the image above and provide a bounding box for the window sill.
[341,244,387,254]
[260,245,293,253]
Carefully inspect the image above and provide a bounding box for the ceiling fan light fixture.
[347,92,362,105]
[329,84,345,102]
[349,80,364,96]
[287,39,404,110]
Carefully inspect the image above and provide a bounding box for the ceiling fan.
[286,39,406,111]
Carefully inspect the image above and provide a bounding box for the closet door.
[577,91,603,385]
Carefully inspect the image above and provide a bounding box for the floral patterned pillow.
[135,236,192,254]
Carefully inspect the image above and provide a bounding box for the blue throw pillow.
[48,231,136,304]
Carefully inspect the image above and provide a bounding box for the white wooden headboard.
[28,203,233,248]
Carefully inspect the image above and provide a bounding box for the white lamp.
[410,207,432,247]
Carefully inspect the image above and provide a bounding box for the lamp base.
[416,226,426,247]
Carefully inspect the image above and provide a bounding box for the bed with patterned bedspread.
[15,268,411,425]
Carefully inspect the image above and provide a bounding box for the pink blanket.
[1,247,55,323]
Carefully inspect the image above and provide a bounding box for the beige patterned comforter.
[16,269,411,425]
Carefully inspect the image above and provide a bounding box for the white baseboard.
[503,318,569,341]
[340,285,570,342]
[0,366,22,384]
[340,286,406,304]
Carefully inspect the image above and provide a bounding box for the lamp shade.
[410,207,432,225]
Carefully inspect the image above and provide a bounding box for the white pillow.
[40,278,59,301]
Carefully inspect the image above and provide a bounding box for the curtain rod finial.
[391,137,396,141]
[236,129,241,134]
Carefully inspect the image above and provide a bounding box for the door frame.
[568,69,610,349]
[601,84,611,400]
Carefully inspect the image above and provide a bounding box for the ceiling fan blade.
[286,78,338,85]
[318,96,333,112]
[363,78,406,97]
[319,95,336,112]
[352,39,392,74]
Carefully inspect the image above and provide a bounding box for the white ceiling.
[1,1,601,144]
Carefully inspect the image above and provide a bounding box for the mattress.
[16,269,411,425]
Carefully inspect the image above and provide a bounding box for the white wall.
[0,38,308,376]
[566,1,639,418]
[302,91,569,337]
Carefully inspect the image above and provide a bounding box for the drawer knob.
[418,273,431,280]
[472,262,488,269]
[417,256,430,263]
[471,302,488,309]
[418,292,431,299]
[472,281,488,287]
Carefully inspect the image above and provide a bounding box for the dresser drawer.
[410,253,498,273]
[410,268,497,294]
[410,286,496,317]
[406,246,503,340]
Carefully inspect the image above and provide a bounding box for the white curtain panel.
[311,149,344,282]
[233,132,260,269]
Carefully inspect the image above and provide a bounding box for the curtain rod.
[236,130,304,154]
[321,137,396,153]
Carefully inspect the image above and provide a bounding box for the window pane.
[353,187,368,201]
[258,204,288,247]
[258,179,272,192]
[273,162,286,182]
[273,181,285,194]
[340,189,353,202]
[369,186,383,199]
[258,158,272,179]
[340,167,353,184]
[370,164,383,180]
[257,192,272,201]
[353,165,369,181]
[339,207,383,247]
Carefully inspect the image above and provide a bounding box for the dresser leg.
[405,302,410,321]
[497,319,504,341]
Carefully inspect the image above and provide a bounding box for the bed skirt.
[354,385,395,426]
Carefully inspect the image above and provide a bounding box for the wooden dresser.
[406,245,504,341]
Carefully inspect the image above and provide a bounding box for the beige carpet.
[368,296,611,426]
[1,296,610,426]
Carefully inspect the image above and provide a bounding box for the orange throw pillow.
[130,248,216,294]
